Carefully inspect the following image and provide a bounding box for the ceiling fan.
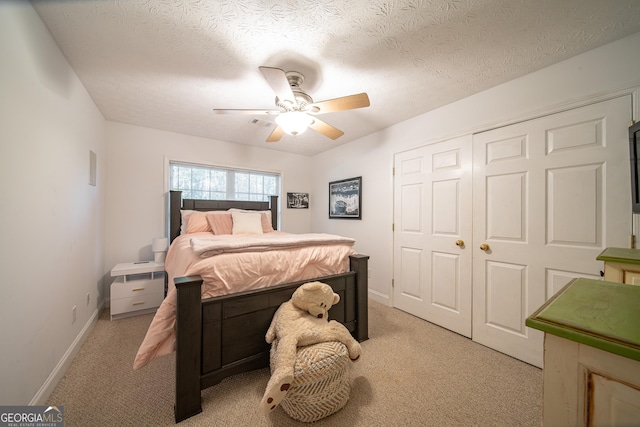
[213,66,370,142]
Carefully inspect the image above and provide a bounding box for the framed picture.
[287,192,309,209]
[329,176,362,219]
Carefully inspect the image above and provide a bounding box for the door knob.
[480,243,490,251]
[456,240,464,247]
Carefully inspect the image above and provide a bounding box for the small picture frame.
[329,177,362,219]
[287,192,309,209]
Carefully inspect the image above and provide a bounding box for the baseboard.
[368,289,390,305]
[29,300,104,405]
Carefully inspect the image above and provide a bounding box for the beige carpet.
[47,300,542,426]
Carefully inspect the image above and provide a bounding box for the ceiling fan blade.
[308,117,344,140]
[309,93,370,114]
[213,109,279,115]
[259,66,295,104]
[266,125,285,142]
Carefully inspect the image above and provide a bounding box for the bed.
[135,191,369,423]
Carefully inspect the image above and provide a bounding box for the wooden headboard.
[169,190,278,243]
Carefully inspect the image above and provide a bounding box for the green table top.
[526,278,640,361]
[596,247,640,265]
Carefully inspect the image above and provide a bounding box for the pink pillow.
[206,212,233,235]
[184,211,212,234]
[180,210,195,235]
[260,212,275,233]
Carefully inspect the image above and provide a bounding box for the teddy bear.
[260,281,362,414]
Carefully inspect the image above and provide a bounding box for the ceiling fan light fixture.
[275,111,313,136]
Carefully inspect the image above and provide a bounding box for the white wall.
[0,3,106,404]
[311,32,640,304]
[104,122,314,292]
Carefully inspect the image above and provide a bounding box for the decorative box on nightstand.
[110,261,165,320]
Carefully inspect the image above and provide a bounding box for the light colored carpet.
[47,300,542,426]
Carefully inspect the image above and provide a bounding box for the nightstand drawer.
[111,291,164,316]
[623,268,640,285]
[111,276,163,299]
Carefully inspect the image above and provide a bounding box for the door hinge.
[631,234,636,249]
[392,278,394,288]
[392,223,394,232]
[392,167,395,175]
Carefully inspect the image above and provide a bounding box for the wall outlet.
[86,292,90,305]
[72,305,77,324]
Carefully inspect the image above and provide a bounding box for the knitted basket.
[273,341,351,422]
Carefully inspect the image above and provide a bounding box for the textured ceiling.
[32,0,640,156]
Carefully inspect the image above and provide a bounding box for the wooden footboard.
[173,254,369,423]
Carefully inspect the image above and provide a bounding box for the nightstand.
[596,247,640,285]
[110,261,165,320]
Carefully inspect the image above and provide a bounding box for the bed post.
[350,254,369,342]
[269,195,278,230]
[174,276,203,423]
[170,190,182,242]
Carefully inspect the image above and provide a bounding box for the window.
[169,162,280,201]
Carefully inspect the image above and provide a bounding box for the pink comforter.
[133,231,355,370]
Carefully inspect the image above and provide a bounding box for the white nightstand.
[110,261,165,320]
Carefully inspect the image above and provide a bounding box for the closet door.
[393,135,473,337]
[472,95,632,367]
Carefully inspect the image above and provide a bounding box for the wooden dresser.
[526,277,640,426]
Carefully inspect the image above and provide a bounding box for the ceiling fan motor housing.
[285,71,304,87]
[275,71,313,110]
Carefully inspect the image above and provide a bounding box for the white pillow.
[231,212,264,235]
[228,208,275,232]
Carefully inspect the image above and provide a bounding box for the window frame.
[168,160,281,203]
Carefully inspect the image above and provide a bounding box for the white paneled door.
[393,135,473,337]
[393,95,632,367]
[472,95,632,367]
